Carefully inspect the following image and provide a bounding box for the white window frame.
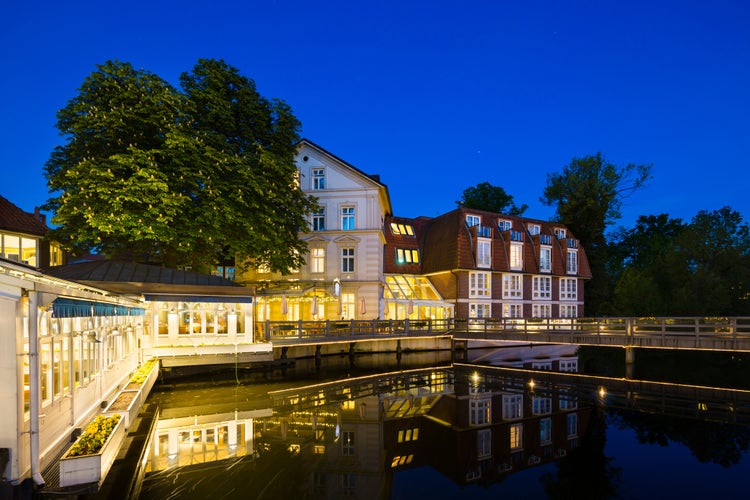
[540,246,551,272]
[567,250,578,274]
[560,304,578,318]
[560,278,577,300]
[477,239,491,268]
[341,206,355,231]
[341,247,355,273]
[559,359,578,373]
[469,272,491,298]
[341,292,356,319]
[466,214,481,227]
[510,242,523,270]
[469,303,491,318]
[532,396,552,415]
[312,207,326,231]
[502,394,523,420]
[527,223,540,235]
[502,303,522,318]
[532,303,551,318]
[470,396,491,426]
[502,274,522,299]
[532,276,551,300]
[396,248,419,264]
[554,227,566,239]
[498,219,512,231]
[311,167,325,190]
[311,247,325,273]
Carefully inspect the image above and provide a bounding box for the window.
[470,397,491,425]
[554,227,566,239]
[498,219,512,231]
[341,206,355,230]
[390,222,414,236]
[312,168,325,190]
[397,428,420,443]
[477,239,491,268]
[560,278,577,300]
[341,292,355,319]
[502,274,522,299]
[342,473,356,497]
[503,304,522,318]
[527,223,540,236]
[469,303,491,318]
[567,413,578,438]
[502,394,523,420]
[469,272,491,297]
[559,359,578,372]
[396,248,419,264]
[540,418,552,444]
[567,250,578,274]
[391,454,415,468]
[477,429,492,459]
[532,276,551,299]
[342,247,355,273]
[532,304,551,318]
[466,214,481,227]
[312,208,326,231]
[342,431,355,455]
[257,262,270,274]
[311,248,325,273]
[510,423,523,450]
[540,247,551,272]
[532,397,552,415]
[560,304,578,318]
[532,361,552,371]
[510,243,523,270]
[559,390,578,410]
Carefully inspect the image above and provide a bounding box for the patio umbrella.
[281,296,288,315]
[360,297,366,315]
[407,300,414,315]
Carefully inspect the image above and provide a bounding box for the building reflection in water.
[140,344,603,498]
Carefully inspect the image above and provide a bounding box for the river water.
[137,345,750,499]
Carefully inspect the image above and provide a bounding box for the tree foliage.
[542,153,651,314]
[456,181,527,215]
[44,59,316,272]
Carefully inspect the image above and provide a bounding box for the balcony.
[510,230,524,242]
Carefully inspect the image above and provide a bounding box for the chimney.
[33,207,47,226]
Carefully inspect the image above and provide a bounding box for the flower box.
[103,389,142,429]
[125,358,160,397]
[59,414,125,487]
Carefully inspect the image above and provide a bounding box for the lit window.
[312,208,326,231]
[466,215,481,227]
[502,274,522,299]
[510,423,523,449]
[257,262,270,274]
[341,292,356,319]
[342,247,355,273]
[560,278,577,300]
[477,239,491,268]
[469,272,491,297]
[311,248,325,273]
[540,247,551,272]
[397,428,420,443]
[532,276,551,299]
[312,168,325,190]
[560,304,578,318]
[469,303,491,318]
[470,397,491,425]
[396,248,419,264]
[390,222,414,236]
[498,219,512,231]
[567,250,578,274]
[510,243,523,270]
[341,206,355,230]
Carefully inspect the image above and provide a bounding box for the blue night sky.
[1,0,748,232]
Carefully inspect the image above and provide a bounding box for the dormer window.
[554,228,566,239]
[390,222,414,236]
[498,219,512,231]
[466,215,481,227]
[527,223,540,236]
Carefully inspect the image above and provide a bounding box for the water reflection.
[139,347,750,499]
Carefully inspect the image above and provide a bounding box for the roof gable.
[0,195,48,236]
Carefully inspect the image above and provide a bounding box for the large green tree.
[456,181,528,215]
[541,153,651,314]
[44,59,315,272]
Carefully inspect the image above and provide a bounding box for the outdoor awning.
[52,298,146,318]
[143,294,253,304]
[384,275,442,301]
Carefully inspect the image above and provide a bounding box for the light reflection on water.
[138,348,750,499]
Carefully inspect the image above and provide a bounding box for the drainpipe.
[27,290,45,486]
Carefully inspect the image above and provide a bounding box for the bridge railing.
[263,318,453,341]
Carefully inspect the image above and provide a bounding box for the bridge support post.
[625,347,635,379]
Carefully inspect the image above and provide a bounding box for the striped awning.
[52,298,146,318]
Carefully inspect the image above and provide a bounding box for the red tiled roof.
[0,195,48,236]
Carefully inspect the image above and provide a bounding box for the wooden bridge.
[263,317,750,353]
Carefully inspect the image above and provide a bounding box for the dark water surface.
[138,347,750,499]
